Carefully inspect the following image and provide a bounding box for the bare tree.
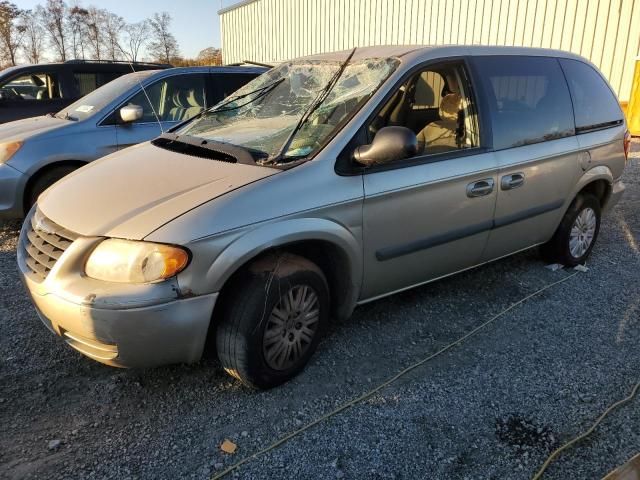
[41,0,67,61]
[197,47,222,66]
[121,20,149,62]
[148,12,179,64]
[0,1,24,66]
[84,6,105,60]
[68,5,88,60]
[20,8,45,63]
[103,11,124,61]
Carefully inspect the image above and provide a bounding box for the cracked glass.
[177,57,400,164]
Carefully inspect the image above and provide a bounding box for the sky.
[15,0,241,58]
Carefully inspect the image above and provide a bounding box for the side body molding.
[204,218,363,319]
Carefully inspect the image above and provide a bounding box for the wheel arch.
[23,159,87,212]
[573,166,614,210]
[207,218,363,328]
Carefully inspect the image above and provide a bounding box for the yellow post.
[628,58,640,136]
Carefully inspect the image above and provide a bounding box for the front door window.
[369,62,480,158]
[123,74,207,124]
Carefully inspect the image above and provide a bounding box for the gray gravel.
[1,142,639,480]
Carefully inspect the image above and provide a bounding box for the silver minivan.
[18,46,631,389]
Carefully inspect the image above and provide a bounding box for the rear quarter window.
[559,59,623,132]
[473,56,575,150]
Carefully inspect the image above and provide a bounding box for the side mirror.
[353,126,418,166]
[119,104,143,123]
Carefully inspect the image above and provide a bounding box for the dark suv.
[0,60,170,124]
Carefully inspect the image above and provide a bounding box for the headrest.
[439,93,462,121]
[186,89,203,108]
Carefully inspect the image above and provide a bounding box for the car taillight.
[624,130,632,163]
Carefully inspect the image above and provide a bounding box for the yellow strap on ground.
[211,271,581,480]
[532,380,640,480]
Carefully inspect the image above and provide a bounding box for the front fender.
[209,217,362,297]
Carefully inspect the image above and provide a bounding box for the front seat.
[417,92,462,154]
[183,89,204,120]
[168,90,189,121]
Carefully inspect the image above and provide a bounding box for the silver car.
[0,66,263,219]
[18,46,630,389]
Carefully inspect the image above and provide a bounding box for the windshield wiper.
[263,47,357,166]
[52,111,76,121]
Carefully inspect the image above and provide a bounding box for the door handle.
[466,178,495,198]
[500,172,525,190]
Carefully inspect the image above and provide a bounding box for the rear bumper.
[0,163,25,219]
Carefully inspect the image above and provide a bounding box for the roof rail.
[64,59,172,68]
[226,60,274,68]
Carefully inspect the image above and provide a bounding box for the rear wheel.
[541,193,601,267]
[216,253,330,389]
[26,165,78,212]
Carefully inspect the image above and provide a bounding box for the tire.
[541,193,601,267]
[216,253,330,389]
[26,165,78,211]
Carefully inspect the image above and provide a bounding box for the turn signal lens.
[0,141,22,164]
[85,239,189,283]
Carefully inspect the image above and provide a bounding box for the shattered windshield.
[177,57,399,164]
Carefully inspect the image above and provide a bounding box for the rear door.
[360,60,498,300]
[472,56,581,260]
[112,72,208,149]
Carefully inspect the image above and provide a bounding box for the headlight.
[0,141,22,164]
[85,239,189,283]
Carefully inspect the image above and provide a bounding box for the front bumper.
[26,286,218,368]
[0,163,25,219]
[17,220,218,368]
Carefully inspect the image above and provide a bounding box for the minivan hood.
[0,115,67,141]
[38,142,278,240]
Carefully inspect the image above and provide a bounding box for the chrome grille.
[21,209,78,282]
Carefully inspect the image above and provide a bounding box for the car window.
[413,71,446,109]
[74,72,122,97]
[125,73,207,123]
[0,72,61,101]
[57,70,156,121]
[212,73,260,103]
[473,56,574,150]
[369,62,480,156]
[559,59,623,132]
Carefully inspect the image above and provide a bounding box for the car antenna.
[126,58,164,134]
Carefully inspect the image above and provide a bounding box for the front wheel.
[541,193,601,267]
[26,165,78,212]
[216,253,330,389]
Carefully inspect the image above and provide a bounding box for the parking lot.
[0,141,638,480]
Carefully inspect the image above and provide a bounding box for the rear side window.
[212,73,259,102]
[559,59,623,132]
[74,72,123,97]
[473,56,574,150]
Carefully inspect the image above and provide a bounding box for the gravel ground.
[1,142,639,480]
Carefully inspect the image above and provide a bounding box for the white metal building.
[219,0,640,102]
